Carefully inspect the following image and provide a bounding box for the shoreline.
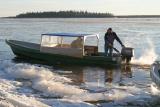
[3,15,160,19]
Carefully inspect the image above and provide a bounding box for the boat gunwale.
[6,39,40,51]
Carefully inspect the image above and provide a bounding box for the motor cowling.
[121,47,134,63]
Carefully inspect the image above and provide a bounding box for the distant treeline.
[15,11,114,18]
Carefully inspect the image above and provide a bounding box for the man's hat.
[108,28,112,30]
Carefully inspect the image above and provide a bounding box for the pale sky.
[0,0,160,17]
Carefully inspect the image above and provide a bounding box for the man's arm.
[114,32,124,47]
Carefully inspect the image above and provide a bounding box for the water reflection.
[59,65,132,91]
[121,64,132,78]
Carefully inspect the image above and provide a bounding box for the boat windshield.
[40,35,84,49]
[40,34,99,57]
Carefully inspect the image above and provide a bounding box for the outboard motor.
[121,47,134,63]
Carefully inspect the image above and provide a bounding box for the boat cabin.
[40,33,99,58]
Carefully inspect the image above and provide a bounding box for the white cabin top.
[41,33,99,38]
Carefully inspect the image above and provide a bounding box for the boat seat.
[84,46,98,56]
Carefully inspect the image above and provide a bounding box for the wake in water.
[131,38,158,66]
[151,83,160,95]
[1,61,85,97]
[0,60,157,107]
[0,61,95,107]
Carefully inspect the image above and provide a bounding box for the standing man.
[104,28,124,56]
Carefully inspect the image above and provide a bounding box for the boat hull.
[150,62,160,87]
[6,40,121,67]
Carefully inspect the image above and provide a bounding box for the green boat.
[6,33,133,66]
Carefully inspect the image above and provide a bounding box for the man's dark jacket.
[104,32,123,46]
